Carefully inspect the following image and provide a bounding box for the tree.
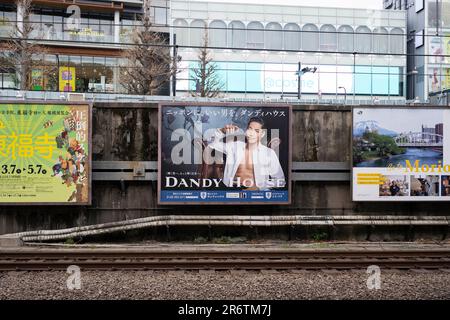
[120,0,179,95]
[190,29,224,98]
[0,0,55,91]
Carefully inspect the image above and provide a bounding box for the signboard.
[59,67,76,92]
[0,102,91,205]
[352,107,450,201]
[31,69,44,91]
[158,103,291,205]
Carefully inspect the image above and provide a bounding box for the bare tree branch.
[120,0,180,95]
[190,28,224,98]
[0,0,56,91]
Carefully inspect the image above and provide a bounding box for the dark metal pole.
[353,52,356,104]
[436,0,439,36]
[56,54,60,91]
[297,61,301,100]
[172,34,177,97]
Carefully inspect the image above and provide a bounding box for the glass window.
[28,13,41,38]
[390,28,404,54]
[173,19,188,47]
[264,63,283,93]
[1,73,17,89]
[390,66,401,95]
[372,66,389,94]
[99,20,113,42]
[443,0,450,28]
[209,20,226,47]
[302,24,319,51]
[227,62,246,91]
[53,16,63,39]
[246,62,262,92]
[320,24,337,51]
[3,10,16,35]
[247,21,264,49]
[190,19,206,47]
[265,22,282,50]
[354,66,372,94]
[373,27,388,54]
[281,63,298,93]
[80,17,89,30]
[229,20,245,49]
[338,25,353,52]
[318,65,337,94]
[154,7,167,25]
[428,0,439,28]
[355,26,372,53]
[284,23,301,51]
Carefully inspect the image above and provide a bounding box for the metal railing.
[92,161,350,181]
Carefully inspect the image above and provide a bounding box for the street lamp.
[409,67,418,102]
[338,86,347,105]
[296,62,317,100]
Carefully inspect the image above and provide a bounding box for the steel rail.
[1,249,449,271]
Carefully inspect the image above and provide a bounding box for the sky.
[195,0,383,10]
[354,109,444,133]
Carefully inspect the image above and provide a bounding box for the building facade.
[0,0,169,94]
[386,0,450,104]
[172,0,407,102]
[1,0,408,103]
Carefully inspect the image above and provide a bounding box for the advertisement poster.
[0,103,91,204]
[59,67,76,92]
[158,103,291,204]
[31,69,44,91]
[352,107,450,201]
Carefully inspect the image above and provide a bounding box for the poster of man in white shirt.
[206,117,286,191]
[159,103,291,204]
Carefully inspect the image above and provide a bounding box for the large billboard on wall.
[158,103,291,204]
[352,107,450,201]
[0,102,91,205]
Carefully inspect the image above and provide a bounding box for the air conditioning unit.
[67,92,85,102]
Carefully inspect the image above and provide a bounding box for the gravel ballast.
[0,270,449,300]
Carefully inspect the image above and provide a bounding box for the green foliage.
[354,131,405,163]
[311,232,328,242]
[193,236,208,244]
[64,238,75,245]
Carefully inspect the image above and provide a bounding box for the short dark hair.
[247,116,264,128]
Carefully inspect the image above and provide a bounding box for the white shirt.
[207,129,286,190]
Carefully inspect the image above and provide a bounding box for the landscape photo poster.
[158,103,292,205]
[0,102,91,205]
[352,107,450,201]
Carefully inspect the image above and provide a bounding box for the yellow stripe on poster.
[356,173,382,177]
[356,173,386,185]
[357,181,385,185]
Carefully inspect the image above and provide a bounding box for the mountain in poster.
[353,120,398,137]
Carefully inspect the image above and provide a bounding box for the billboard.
[158,103,291,204]
[352,107,450,201]
[0,102,91,205]
[59,67,76,92]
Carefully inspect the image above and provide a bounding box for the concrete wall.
[0,103,448,237]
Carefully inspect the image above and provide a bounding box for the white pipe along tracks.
[0,215,449,242]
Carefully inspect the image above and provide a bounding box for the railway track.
[1,248,450,271]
